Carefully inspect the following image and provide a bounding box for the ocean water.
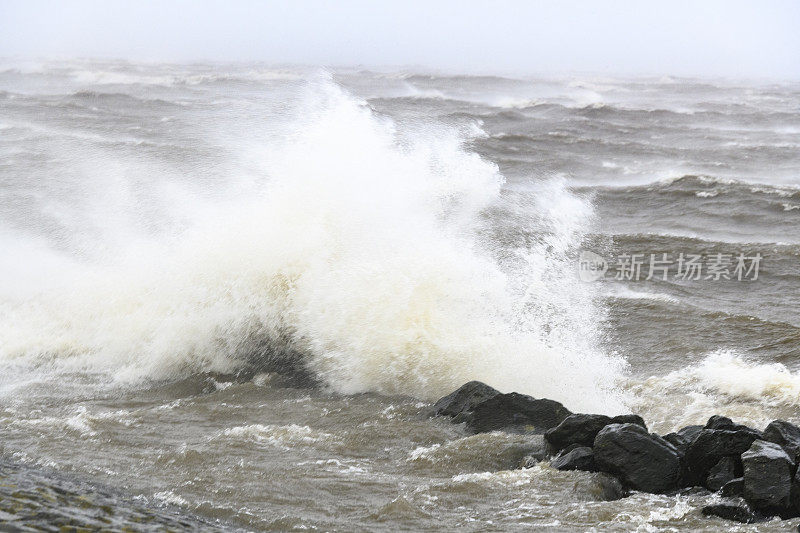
[0,59,799,531]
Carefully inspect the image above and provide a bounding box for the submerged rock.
[742,440,793,515]
[593,423,681,493]
[763,419,800,463]
[465,393,572,434]
[550,446,596,472]
[431,381,500,419]
[594,472,627,501]
[702,501,766,524]
[544,413,646,453]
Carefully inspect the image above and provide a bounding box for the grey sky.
[1,0,798,78]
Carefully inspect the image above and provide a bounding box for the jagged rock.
[545,413,646,453]
[702,501,766,524]
[742,440,793,515]
[684,429,760,484]
[550,446,596,472]
[705,456,738,491]
[593,423,681,493]
[722,477,744,497]
[763,419,800,463]
[705,416,762,438]
[465,393,572,434]
[431,381,500,418]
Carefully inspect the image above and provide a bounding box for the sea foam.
[0,76,626,412]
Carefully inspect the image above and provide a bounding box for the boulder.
[705,456,738,491]
[593,423,681,493]
[763,419,800,463]
[662,425,704,456]
[742,440,793,515]
[550,446,596,472]
[684,429,760,484]
[545,414,612,452]
[721,477,744,498]
[431,381,500,418]
[465,393,572,434]
[611,414,647,429]
[545,413,646,454]
[677,424,705,443]
[701,501,766,524]
[705,416,763,438]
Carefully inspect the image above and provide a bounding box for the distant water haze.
[1,0,799,79]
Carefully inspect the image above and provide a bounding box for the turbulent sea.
[1,60,799,531]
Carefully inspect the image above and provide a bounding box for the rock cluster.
[433,381,800,525]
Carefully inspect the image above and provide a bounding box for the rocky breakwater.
[432,381,800,526]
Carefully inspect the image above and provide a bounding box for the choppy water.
[1,59,799,531]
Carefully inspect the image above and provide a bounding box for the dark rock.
[544,413,646,454]
[465,393,572,434]
[763,419,800,463]
[705,456,738,491]
[594,472,627,501]
[663,425,705,457]
[705,416,762,438]
[431,381,500,418]
[611,414,647,429]
[742,440,793,515]
[550,446,596,472]
[677,424,704,443]
[790,467,800,517]
[701,501,766,524]
[593,423,681,493]
[684,429,760,484]
[545,414,611,452]
[662,433,688,455]
[722,477,744,497]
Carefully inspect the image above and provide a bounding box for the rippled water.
[1,60,799,531]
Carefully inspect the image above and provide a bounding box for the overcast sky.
[1,0,798,78]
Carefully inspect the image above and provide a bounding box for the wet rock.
[465,393,572,434]
[705,416,762,438]
[550,446,596,472]
[662,425,704,456]
[545,414,612,452]
[677,424,705,443]
[545,413,646,454]
[684,429,760,484]
[705,456,738,491]
[593,423,681,493]
[431,381,500,418]
[721,477,744,498]
[763,419,800,463]
[702,501,766,524]
[611,414,647,429]
[742,440,793,515]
